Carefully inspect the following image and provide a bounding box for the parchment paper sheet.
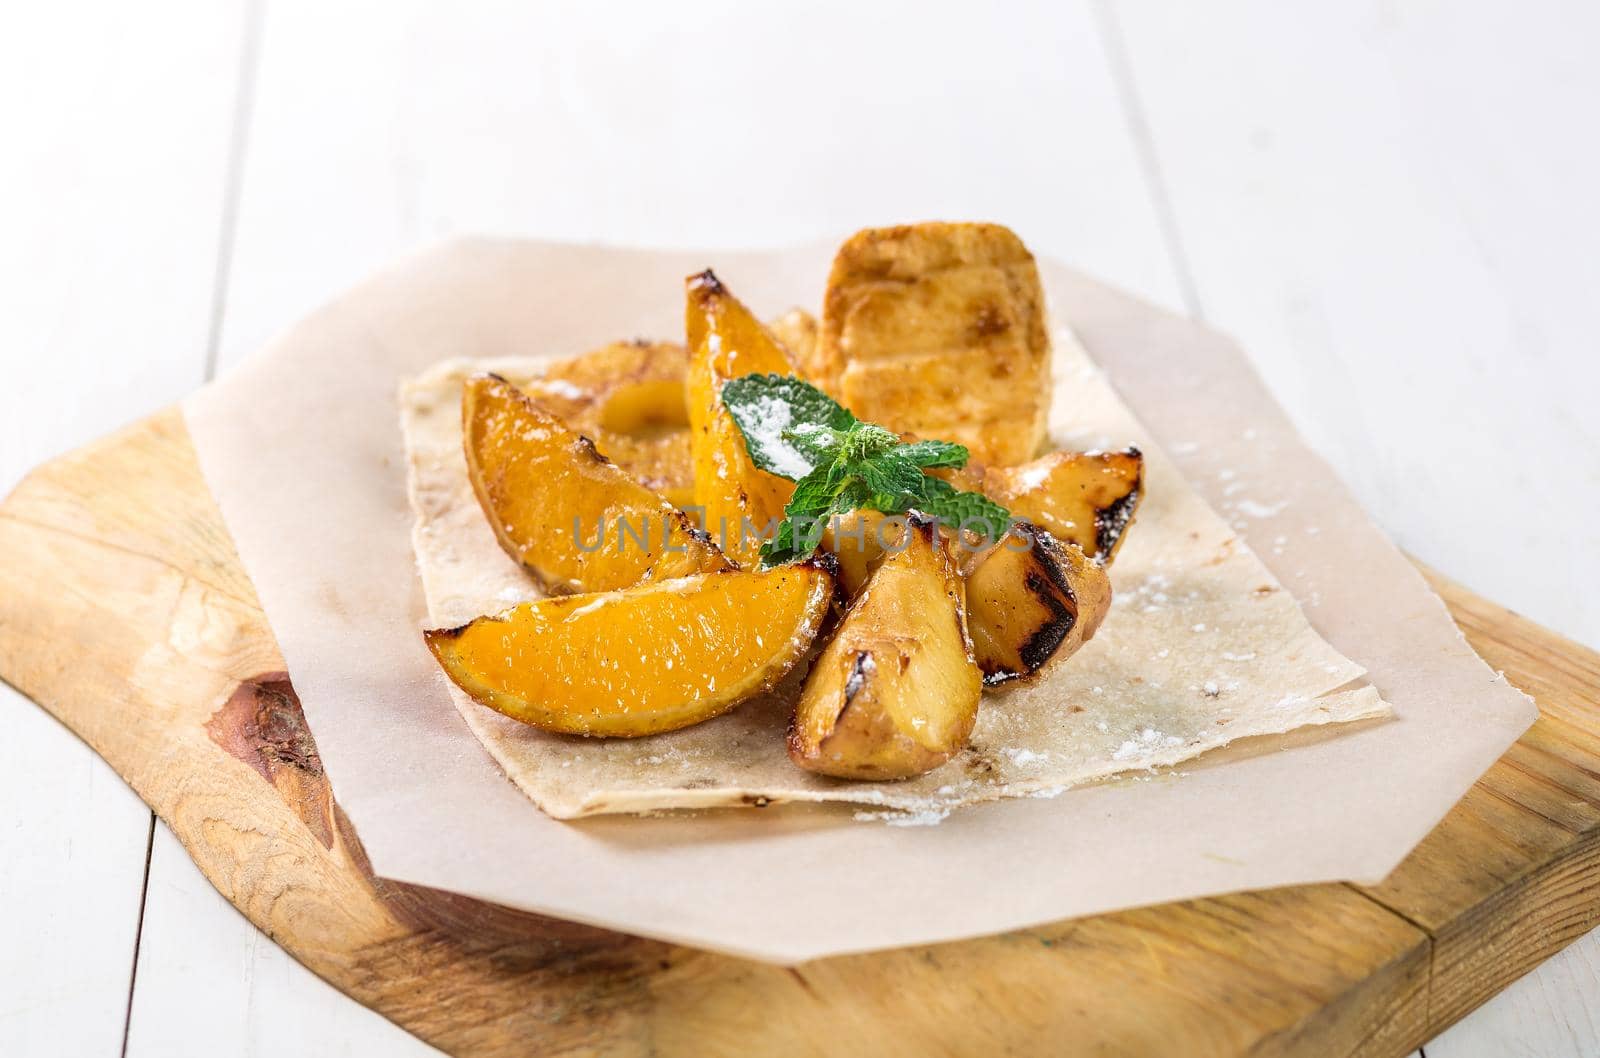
[184,239,1535,963]
[400,340,1386,818]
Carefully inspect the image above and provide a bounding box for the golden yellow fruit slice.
[463,374,727,594]
[516,321,822,509]
[965,523,1112,687]
[685,270,800,566]
[789,518,981,780]
[518,340,696,507]
[425,564,836,737]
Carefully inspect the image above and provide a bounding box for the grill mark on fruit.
[1095,487,1140,558]
[977,523,1082,685]
[1018,524,1075,601]
[1016,568,1076,674]
[205,673,335,848]
[843,651,876,706]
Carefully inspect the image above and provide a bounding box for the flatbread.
[400,330,1389,819]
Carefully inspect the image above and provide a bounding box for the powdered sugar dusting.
[1235,498,1290,519]
[740,395,812,478]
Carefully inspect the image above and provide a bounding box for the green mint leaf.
[840,423,900,463]
[912,477,1014,544]
[785,465,839,520]
[759,523,807,568]
[784,422,848,465]
[721,375,1014,566]
[758,466,839,567]
[722,374,857,481]
[833,478,875,514]
[856,451,928,498]
[895,439,969,469]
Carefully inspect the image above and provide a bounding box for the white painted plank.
[1106,0,1600,651]
[0,1,243,492]
[0,700,149,1056]
[124,826,441,1058]
[0,2,247,1054]
[1427,926,1600,1058]
[213,0,1185,370]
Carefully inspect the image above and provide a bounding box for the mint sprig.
[721,374,1014,566]
[721,374,858,480]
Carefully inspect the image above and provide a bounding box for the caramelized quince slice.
[948,447,1144,563]
[817,222,1051,466]
[818,509,895,598]
[425,563,835,737]
[685,271,801,565]
[965,522,1112,687]
[463,374,727,594]
[789,517,981,780]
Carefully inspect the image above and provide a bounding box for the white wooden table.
[3,2,1597,1054]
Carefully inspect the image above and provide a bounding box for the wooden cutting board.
[1,408,1596,1058]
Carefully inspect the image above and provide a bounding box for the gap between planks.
[1088,0,1206,321]
[119,0,267,1051]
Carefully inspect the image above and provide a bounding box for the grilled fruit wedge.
[685,270,801,566]
[518,328,823,508]
[818,509,897,597]
[790,518,981,779]
[817,222,1050,466]
[767,307,820,376]
[949,448,1143,563]
[518,340,695,507]
[426,563,835,737]
[463,374,727,594]
[965,522,1112,687]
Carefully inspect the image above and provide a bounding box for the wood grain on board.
[0,409,1596,1057]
